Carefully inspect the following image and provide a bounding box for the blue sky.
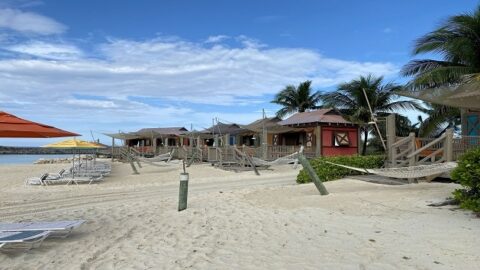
[0,0,477,146]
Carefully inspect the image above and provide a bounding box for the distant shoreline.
[0,146,99,155]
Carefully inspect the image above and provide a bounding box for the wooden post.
[111,137,115,162]
[386,114,396,167]
[224,133,230,146]
[126,150,139,174]
[262,131,268,160]
[408,132,416,184]
[315,125,321,157]
[178,172,189,211]
[408,132,416,166]
[152,137,157,155]
[297,154,329,195]
[214,135,219,147]
[445,128,454,162]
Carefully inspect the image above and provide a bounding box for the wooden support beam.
[297,154,329,195]
[386,114,396,167]
[262,131,268,160]
[445,128,454,162]
[111,137,115,162]
[408,132,416,184]
[315,125,321,157]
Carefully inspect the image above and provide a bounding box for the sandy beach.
[0,160,479,270]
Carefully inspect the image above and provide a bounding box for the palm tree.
[321,74,421,155]
[271,81,322,118]
[417,104,461,137]
[401,5,480,89]
[401,6,477,135]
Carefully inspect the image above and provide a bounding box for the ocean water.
[0,154,73,165]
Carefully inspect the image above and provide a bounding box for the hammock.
[251,151,299,166]
[138,150,174,162]
[324,161,457,179]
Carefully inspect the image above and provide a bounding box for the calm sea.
[0,154,72,165]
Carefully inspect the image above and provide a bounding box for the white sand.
[0,160,479,270]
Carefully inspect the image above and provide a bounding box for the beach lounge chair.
[0,231,50,252]
[0,220,85,238]
[25,173,49,185]
[26,173,104,186]
[25,169,69,185]
[43,175,104,185]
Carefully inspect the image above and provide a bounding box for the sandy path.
[0,161,479,270]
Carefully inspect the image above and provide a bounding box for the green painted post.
[178,172,189,211]
[298,154,329,195]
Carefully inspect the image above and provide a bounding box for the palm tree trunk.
[362,126,368,156]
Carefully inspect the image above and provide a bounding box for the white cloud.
[64,99,118,108]
[6,41,83,59]
[0,36,398,143]
[0,8,66,35]
[205,35,229,43]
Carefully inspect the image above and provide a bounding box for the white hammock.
[139,150,174,162]
[324,161,457,179]
[251,151,299,166]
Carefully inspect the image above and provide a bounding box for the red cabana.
[0,111,79,138]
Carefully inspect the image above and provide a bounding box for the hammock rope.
[251,151,300,166]
[324,161,457,179]
[138,150,174,162]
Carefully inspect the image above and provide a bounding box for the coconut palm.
[417,104,461,137]
[271,81,322,118]
[401,5,480,88]
[401,7,473,135]
[322,74,421,155]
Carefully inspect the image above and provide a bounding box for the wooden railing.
[389,129,454,167]
[117,144,320,163]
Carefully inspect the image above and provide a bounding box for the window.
[333,132,350,147]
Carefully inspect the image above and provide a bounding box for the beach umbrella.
[0,111,79,138]
[43,139,106,177]
[43,138,105,149]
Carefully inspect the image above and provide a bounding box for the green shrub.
[451,148,480,213]
[297,155,384,184]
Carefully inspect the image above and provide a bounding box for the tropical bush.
[297,155,384,184]
[452,148,480,213]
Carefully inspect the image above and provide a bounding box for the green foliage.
[402,5,480,89]
[321,74,421,155]
[451,148,480,213]
[401,6,477,137]
[271,81,322,118]
[297,155,384,184]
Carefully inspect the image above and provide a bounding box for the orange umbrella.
[0,111,79,138]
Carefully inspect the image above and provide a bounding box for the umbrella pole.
[72,149,75,179]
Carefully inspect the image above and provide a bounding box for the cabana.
[199,122,247,146]
[398,82,480,137]
[278,109,360,157]
[105,127,188,155]
[241,117,296,147]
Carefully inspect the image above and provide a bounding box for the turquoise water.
[0,154,72,165]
